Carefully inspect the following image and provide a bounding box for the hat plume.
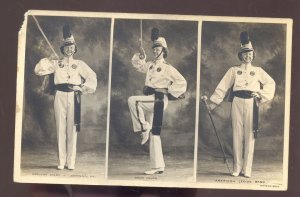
[63,25,72,39]
[151,28,159,41]
[240,31,250,45]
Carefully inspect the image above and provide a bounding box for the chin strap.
[155,50,164,60]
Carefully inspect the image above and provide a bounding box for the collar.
[239,63,253,71]
[63,56,74,63]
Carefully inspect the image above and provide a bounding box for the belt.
[232,90,253,99]
[233,90,259,138]
[143,85,185,100]
[55,84,81,132]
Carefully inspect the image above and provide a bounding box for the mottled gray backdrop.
[22,16,111,149]
[108,19,198,180]
[109,19,198,148]
[199,22,286,159]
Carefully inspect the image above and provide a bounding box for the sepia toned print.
[14,10,292,189]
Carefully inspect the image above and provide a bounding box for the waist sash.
[143,86,165,135]
[233,90,259,138]
[152,92,164,135]
[55,84,81,132]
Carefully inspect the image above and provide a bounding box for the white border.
[13,10,293,190]
[193,20,202,182]
[104,18,115,180]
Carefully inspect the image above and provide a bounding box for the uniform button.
[245,82,248,86]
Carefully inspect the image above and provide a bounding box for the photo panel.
[14,13,111,184]
[107,18,199,183]
[197,20,291,190]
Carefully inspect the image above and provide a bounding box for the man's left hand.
[251,92,261,99]
[69,85,83,92]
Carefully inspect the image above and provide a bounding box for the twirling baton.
[32,15,59,59]
[201,96,232,174]
[139,19,145,59]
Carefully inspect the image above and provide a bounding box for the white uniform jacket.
[210,64,276,104]
[34,57,97,94]
[131,53,187,98]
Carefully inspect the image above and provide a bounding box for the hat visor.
[239,48,254,54]
[152,43,163,48]
[61,42,76,47]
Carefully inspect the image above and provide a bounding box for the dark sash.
[55,84,81,132]
[143,86,165,135]
[152,92,165,135]
[233,90,259,138]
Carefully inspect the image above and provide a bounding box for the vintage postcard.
[14,10,292,190]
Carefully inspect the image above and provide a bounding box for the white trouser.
[54,91,77,168]
[128,95,168,169]
[231,97,255,176]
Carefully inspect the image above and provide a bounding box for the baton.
[201,96,232,174]
[32,15,59,59]
[139,20,145,59]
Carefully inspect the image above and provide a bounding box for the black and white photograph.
[14,13,111,184]
[197,20,291,190]
[13,10,292,189]
[107,18,198,183]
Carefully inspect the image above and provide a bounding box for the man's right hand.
[139,47,145,59]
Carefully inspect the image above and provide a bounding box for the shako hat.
[238,31,255,60]
[60,25,77,54]
[151,28,168,49]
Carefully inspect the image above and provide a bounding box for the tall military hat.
[151,28,168,49]
[151,28,168,58]
[238,31,255,61]
[60,25,77,54]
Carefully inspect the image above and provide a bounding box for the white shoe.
[140,131,150,145]
[68,166,75,170]
[144,168,164,175]
[244,174,251,178]
[140,125,151,145]
[231,172,240,177]
[57,165,64,170]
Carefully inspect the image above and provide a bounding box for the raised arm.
[34,58,56,76]
[131,52,151,73]
[79,61,97,94]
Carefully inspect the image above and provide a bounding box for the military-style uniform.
[35,57,97,169]
[128,53,187,171]
[210,64,275,176]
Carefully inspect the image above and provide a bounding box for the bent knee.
[128,96,137,105]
